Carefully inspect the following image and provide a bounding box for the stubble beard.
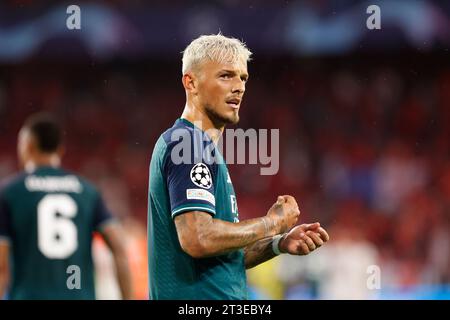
[204,104,240,129]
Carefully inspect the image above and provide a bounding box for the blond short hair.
[182,33,252,74]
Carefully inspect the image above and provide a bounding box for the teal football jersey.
[0,166,113,299]
[148,118,247,300]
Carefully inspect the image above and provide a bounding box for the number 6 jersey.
[0,166,114,299]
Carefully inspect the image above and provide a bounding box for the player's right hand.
[265,195,300,235]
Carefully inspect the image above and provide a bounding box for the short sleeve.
[0,191,11,241]
[165,142,217,219]
[93,194,115,231]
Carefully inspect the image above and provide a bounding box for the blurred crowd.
[0,54,449,299]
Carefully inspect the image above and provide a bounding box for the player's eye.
[220,74,232,79]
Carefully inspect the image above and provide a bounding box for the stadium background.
[0,0,449,299]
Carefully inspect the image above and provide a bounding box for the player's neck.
[181,103,224,144]
[24,155,61,173]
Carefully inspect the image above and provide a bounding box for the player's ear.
[182,73,198,94]
[57,144,66,159]
[26,133,39,156]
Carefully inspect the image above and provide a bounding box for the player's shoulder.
[161,118,197,149]
[153,118,219,171]
[65,171,99,196]
[160,118,215,157]
[38,167,99,197]
[151,118,196,162]
[0,172,27,197]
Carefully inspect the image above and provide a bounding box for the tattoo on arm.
[174,211,274,258]
[244,237,277,269]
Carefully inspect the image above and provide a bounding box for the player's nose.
[232,79,246,94]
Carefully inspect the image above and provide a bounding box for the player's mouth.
[226,98,241,109]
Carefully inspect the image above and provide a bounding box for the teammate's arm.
[0,192,11,299]
[100,223,134,300]
[174,195,299,258]
[93,195,133,300]
[0,241,9,299]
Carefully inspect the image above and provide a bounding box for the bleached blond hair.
[182,33,252,75]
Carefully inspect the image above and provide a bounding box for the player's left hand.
[278,222,329,255]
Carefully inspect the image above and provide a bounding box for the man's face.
[194,58,249,126]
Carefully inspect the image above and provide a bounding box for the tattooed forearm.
[174,211,275,258]
[244,237,277,269]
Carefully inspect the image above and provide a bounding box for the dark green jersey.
[148,118,247,300]
[0,166,113,299]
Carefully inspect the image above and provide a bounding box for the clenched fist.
[264,195,300,236]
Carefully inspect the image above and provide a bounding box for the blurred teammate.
[148,34,330,300]
[0,113,133,299]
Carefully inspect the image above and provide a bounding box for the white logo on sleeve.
[186,189,215,206]
[190,163,212,189]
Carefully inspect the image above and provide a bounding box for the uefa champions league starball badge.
[190,163,212,189]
